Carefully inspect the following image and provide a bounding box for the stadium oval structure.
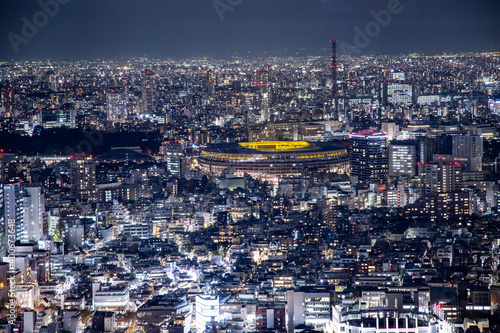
[199,141,349,184]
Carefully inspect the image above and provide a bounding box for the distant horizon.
[2,47,500,64]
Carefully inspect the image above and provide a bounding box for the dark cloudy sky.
[1,0,499,60]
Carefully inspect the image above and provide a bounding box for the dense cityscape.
[1,45,500,333]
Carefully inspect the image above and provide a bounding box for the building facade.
[70,156,96,203]
[389,142,416,177]
[349,130,389,185]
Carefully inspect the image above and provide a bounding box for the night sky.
[1,0,499,60]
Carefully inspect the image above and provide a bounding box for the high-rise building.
[44,70,58,91]
[23,186,45,242]
[349,130,389,185]
[4,183,45,244]
[418,163,439,195]
[141,69,157,113]
[106,91,128,123]
[254,69,269,88]
[255,69,270,122]
[2,183,45,244]
[160,142,184,177]
[70,156,96,203]
[388,141,416,177]
[439,163,464,193]
[418,162,463,196]
[452,135,483,171]
[207,69,216,94]
[3,182,23,247]
[416,161,469,222]
[259,92,270,122]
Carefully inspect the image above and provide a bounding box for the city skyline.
[1,1,500,332]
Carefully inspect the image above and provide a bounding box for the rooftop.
[202,141,346,155]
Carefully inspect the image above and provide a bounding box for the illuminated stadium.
[199,141,349,184]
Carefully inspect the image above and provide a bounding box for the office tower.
[207,69,216,94]
[106,91,128,123]
[259,92,270,122]
[255,69,270,122]
[349,130,389,185]
[4,183,44,244]
[382,82,414,106]
[24,186,45,242]
[452,135,483,171]
[70,156,96,203]
[388,141,416,177]
[3,182,23,247]
[141,69,157,113]
[161,142,184,177]
[331,39,340,120]
[331,39,337,99]
[381,122,399,140]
